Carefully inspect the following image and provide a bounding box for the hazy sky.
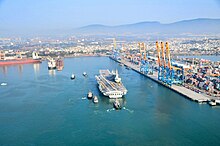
[0,0,220,30]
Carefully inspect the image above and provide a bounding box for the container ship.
[95,69,127,98]
[0,51,41,66]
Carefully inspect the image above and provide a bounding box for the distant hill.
[1,18,220,37]
[76,18,220,35]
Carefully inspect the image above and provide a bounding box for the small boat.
[119,63,124,66]
[83,72,87,77]
[1,82,7,86]
[209,99,217,106]
[93,96,98,103]
[71,74,75,80]
[215,99,220,105]
[87,91,93,99]
[113,100,122,110]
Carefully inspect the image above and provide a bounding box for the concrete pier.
[111,57,210,104]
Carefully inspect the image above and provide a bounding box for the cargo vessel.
[56,58,64,71]
[0,51,41,66]
[48,58,56,70]
[95,70,127,98]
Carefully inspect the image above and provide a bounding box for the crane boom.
[113,38,117,49]
[165,42,172,69]
[139,42,146,61]
[156,41,161,66]
[161,42,166,67]
[143,43,146,60]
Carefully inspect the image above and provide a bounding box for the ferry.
[95,69,127,98]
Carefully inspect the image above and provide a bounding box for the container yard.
[110,39,220,106]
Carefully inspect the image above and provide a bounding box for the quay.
[110,57,212,104]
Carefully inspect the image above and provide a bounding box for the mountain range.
[1,18,220,37]
[76,18,220,35]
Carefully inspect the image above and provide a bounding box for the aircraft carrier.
[95,69,127,98]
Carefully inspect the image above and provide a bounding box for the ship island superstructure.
[95,69,127,98]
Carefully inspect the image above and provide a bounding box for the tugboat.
[83,72,87,77]
[87,91,93,99]
[93,96,98,103]
[70,74,75,80]
[113,99,122,110]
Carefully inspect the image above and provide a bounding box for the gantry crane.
[156,41,175,86]
[112,38,121,60]
[139,42,149,74]
[165,42,175,85]
[156,41,162,80]
[160,42,166,82]
[166,42,185,85]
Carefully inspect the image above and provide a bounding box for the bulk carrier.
[0,51,41,66]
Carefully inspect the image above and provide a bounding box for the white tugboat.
[95,69,127,98]
[83,72,87,77]
[87,91,93,99]
[93,96,98,103]
[70,74,75,80]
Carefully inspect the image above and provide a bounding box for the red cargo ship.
[56,58,64,71]
[0,51,41,66]
[0,58,41,66]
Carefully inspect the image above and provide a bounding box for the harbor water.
[0,57,220,146]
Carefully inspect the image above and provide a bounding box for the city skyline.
[0,0,220,31]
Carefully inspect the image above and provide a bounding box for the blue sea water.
[0,57,220,146]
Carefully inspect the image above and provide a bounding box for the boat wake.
[122,107,134,113]
[106,108,115,112]
[81,97,87,100]
[106,107,134,113]
[68,98,75,104]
